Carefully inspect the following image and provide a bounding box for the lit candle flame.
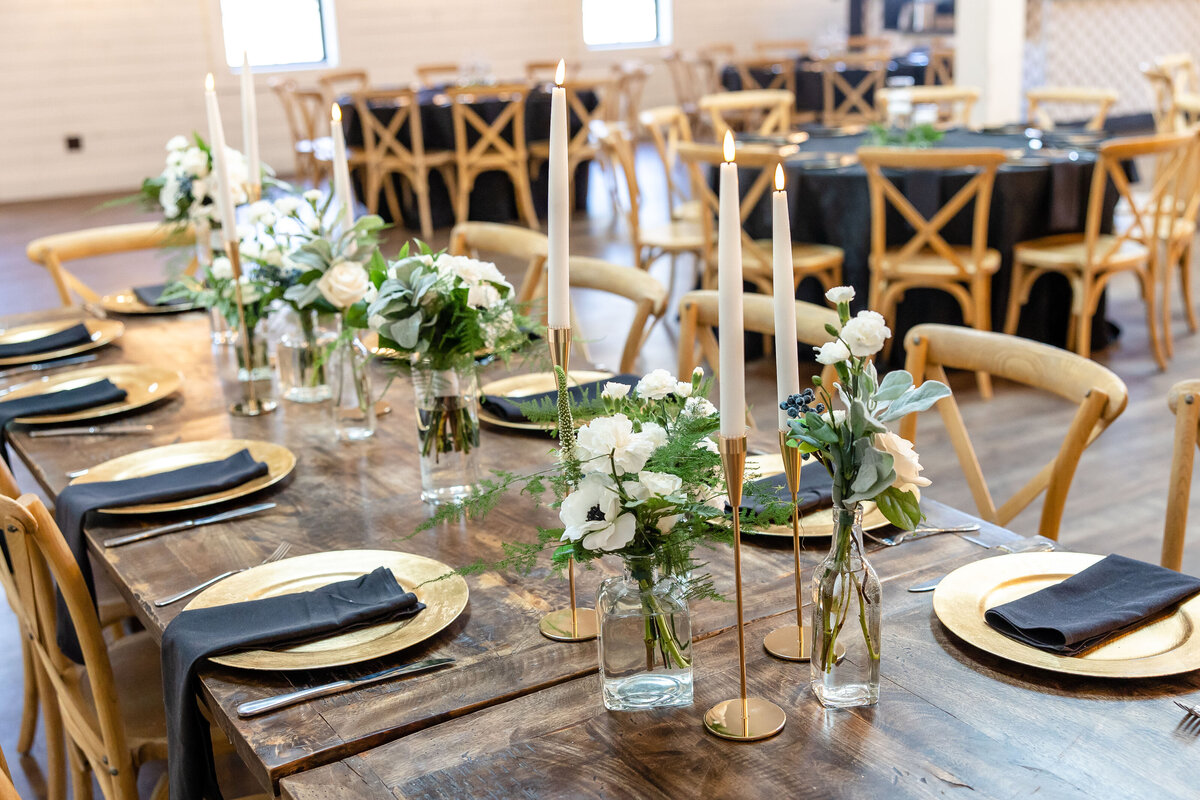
[723,129,735,163]
[205,73,214,92]
[555,59,565,86]
[775,163,785,191]
[331,103,341,123]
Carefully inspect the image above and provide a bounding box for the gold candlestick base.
[765,429,806,662]
[230,398,278,417]
[704,431,785,742]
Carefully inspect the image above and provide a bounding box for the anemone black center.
[586,505,606,522]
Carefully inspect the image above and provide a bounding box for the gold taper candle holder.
[538,326,598,643]
[224,246,276,418]
[763,430,812,661]
[704,431,786,741]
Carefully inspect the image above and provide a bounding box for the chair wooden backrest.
[555,256,667,372]
[1177,93,1200,131]
[26,222,198,307]
[697,43,736,67]
[596,124,650,253]
[526,60,574,82]
[678,290,839,389]
[268,78,310,147]
[663,50,703,110]
[816,53,890,126]
[858,147,1005,280]
[611,62,652,129]
[1026,87,1119,131]
[352,88,432,169]
[556,79,614,159]
[730,58,797,97]
[899,324,1128,540]
[446,83,531,173]
[753,40,808,58]
[1156,53,1200,98]
[415,63,460,86]
[925,47,954,86]
[639,105,695,218]
[315,69,369,106]
[1,494,139,799]
[448,221,548,304]
[1143,64,1181,132]
[699,89,793,138]
[846,35,892,52]
[879,85,979,127]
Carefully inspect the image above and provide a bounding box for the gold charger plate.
[933,552,1200,678]
[0,319,124,366]
[478,370,613,432]
[742,453,888,538]
[70,438,295,515]
[186,549,470,670]
[6,364,182,424]
[100,288,198,315]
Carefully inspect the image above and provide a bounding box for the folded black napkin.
[161,567,424,800]
[133,283,187,307]
[481,373,640,423]
[731,465,835,517]
[984,554,1200,655]
[0,323,93,359]
[54,449,269,663]
[0,378,128,465]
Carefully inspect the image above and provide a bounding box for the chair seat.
[872,246,1001,277]
[1014,233,1148,271]
[751,240,844,273]
[70,631,167,766]
[370,150,456,170]
[640,220,707,251]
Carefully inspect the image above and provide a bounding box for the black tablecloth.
[338,85,596,229]
[735,128,1121,359]
[721,55,928,114]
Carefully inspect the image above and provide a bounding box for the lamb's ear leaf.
[879,381,951,422]
[873,370,913,403]
[875,487,922,530]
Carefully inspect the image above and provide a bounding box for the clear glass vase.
[230,318,276,409]
[329,328,377,441]
[196,220,234,346]
[811,503,882,708]
[597,557,693,711]
[276,308,337,403]
[411,360,481,504]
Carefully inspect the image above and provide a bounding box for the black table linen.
[0,323,93,359]
[481,374,640,423]
[984,554,1200,655]
[53,449,269,663]
[160,567,424,800]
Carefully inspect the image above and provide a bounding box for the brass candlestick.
[704,432,786,742]
[224,246,276,418]
[763,430,812,661]
[538,326,598,643]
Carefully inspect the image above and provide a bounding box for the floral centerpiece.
[365,244,533,502]
[784,286,949,708]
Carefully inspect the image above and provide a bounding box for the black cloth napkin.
[0,378,127,463]
[54,449,269,663]
[0,323,93,359]
[731,465,835,517]
[161,567,424,800]
[133,283,187,307]
[481,373,640,423]
[984,554,1200,655]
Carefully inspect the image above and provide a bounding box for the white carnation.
[166,135,189,152]
[825,286,855,305]
[180,147,209,178]
[600,382,631,400]
[274,196,303,216]
[683,396,718,418]
[576,414,659,476]
[814,340,851,365]
[634,369,678,400]
[210,256,233,280]
[674,381,693,397]
[839,310,891,358]
[303,188,323,203]
[638,470,683,497]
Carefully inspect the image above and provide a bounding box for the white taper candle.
[330,103,355,233]
[772,165,800,429]
[547,59,570,329]
[718,130,745,438]
[204,73,237,237]
[241,52,261,195]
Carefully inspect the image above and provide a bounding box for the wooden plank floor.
[2,148,1199,797]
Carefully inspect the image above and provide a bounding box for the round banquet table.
[735,128,1122,362]
[337,85,596,230]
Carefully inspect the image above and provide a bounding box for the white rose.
[814,340,851,365]
[839,310,891,358]
[274,196,303,216]
[638,470,683,497]
[674,381,693,397]
[635,369,678,400]
[576,413,658,476]
[303,188,323,203]
[316,260,370,308]
[210,256,233,280]
[683,396,718,418]
[600,381,631,400]
[166,135,189,152]
[181,147,209,178]
[247,200,274,223]
[559,473,637,552]
[466,282,502,309]
[825,286,855,305]
[875,430,931,498]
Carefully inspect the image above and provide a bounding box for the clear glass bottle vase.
[277,308,337,403]
[411,360,481,504]
[329,327,377,441]
[597,557,693,711]
[811,503,882,708]
[230,317,276,410]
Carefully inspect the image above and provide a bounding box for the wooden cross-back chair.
[900,324,1128,541]
[1156,53,1200,99]
[639,105,698,221]
[925,47,954,86]
[730,58,796,96]
[528,78,613,191]
[526,60,574,82]
[676,141,843,295]
[1006,131,1196,370]
[415,63,460,86]
[315,69,369,107]
[268,78,333,185]
[1156,130,1200,357]
[663,50,703,116]
[753,40,809,59]
[879,85,979,127]
[698,89,793,139]
[858,146,1005,395]
[611,62,652,131]
[1164,379,1200,570]
[677,290,839,391]
[1143,64,1181,133]
[448,221,548,304]
[1026,87,1119,132]
[352,88,456,240]
[26,222,198,308]
[446,84,539,229]
[846,36,892,52]
[816,53,890,127]
[697,43,736,72]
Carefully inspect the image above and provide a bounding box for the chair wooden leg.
[1075,285,1095,360]
[972,278,994,400]
[1138,267,1167,370]
[148,771,169,800]
[1003,262,1027,336]
[17,637,38,754]
[33,655,66,800]
[68,742,92,800]
[363,169,381,215]
[511,167,541,231]
[1180,241,1198,333]
[454,171,473,225]
[415,181,435,242]
[1162,255,1176,359]
[382,176,403,231]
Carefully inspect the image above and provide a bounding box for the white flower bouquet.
[135,133,258,229]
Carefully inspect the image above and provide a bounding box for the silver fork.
[1174,700,1200,719]
[153,542,292,607]
[864,524,981,547]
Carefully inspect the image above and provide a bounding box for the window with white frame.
[219,0,337,69]
[582,0,671,48]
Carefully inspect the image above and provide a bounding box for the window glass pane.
[221,0,328,68]
[582,0,659,46]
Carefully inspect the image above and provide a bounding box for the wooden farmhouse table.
[7,309,1197,798]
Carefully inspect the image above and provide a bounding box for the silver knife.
[236,657,456,718]
[29,425,155,438]
[907,576,943,593]
[103,502,277,548]
[0,354,98,381]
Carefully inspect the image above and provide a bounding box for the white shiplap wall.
[0,0,847,202]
